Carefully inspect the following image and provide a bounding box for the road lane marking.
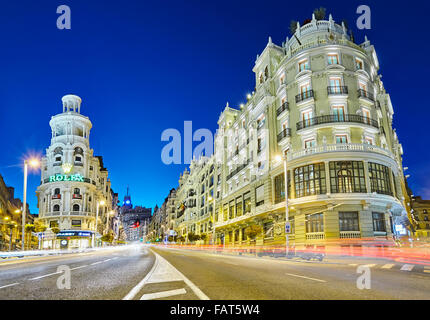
[71,265,88,270]
[112,257,119,260]
[103,259,112,262]
[140,288,187,300]
[400,264,414,271]
[285,273,327,283]
[90,261,103,266]
[0,282,19,289]
[123,250,210,300]
[381,264,395,269]
[363,264,376,268]
[29,272,61,280]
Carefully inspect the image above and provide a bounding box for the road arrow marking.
[400,264,414,271]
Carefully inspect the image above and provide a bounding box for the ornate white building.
[36,95,113,249]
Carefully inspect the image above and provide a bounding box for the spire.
[268,36,272,46]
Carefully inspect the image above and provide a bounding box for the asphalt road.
[1,244,429,300]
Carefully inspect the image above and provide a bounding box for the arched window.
[259,73,264,84]
[264,66,269,80]
[74,188,80,195]
[53,204,60,212]
[337,168,353,193]
[72,204,80,212]
[54,188,60,195]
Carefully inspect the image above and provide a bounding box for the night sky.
[1,0,429,214]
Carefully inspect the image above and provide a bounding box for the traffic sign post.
[285,222,291,234]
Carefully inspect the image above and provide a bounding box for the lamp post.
[22,158,40,251]
[93,200,105,248]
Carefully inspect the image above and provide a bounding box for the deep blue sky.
[1,0,429,214]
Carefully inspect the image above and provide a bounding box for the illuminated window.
[298,59,310,72]
[372,212,386,232]
[327,54,339,65]
[306,213,324,233]
[368,162,393,196]
[330,161,366,193]
[332,106,345,121]
[294,163,326,197]
[356,58,364,70]
[304,139,316,149]
[339,212,360,231]
[335,135,348,144]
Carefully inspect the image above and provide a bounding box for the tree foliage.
[313,7,326,20]
[289,20,298,35]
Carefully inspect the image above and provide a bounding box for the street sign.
[285,222,291,234]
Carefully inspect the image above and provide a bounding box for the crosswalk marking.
[381,264,395,269]
[140,288,187,300]
[400,264,414,271]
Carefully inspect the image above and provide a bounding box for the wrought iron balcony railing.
[276,102,289,117]
[357,89,374,101]
[295,90,314,103]
[327,86,348,95]
[296,114,379,130]
[277,128,292,142]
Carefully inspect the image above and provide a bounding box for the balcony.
[72,194,82,199]
[52,194,61,200]
[295,90,314,104]
[276,102,289,117]
[296,114,379,130]
[306,232,325,240]
[226,158,252,181]
[340,231,361,239]
[74,162,83,167]
[327,86,348,95]
[286,143,394,162]
[277,128,292,142]
[357,89,374,102]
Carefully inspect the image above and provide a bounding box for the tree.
[200,233,207,241]
[25,224,35,250]
[245,225,262,240]
[313,7,326,21]
[289,20,298,35]
[101,233,113,243]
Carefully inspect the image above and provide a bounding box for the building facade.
[120,192,152,242]
[158,13,410,248]
[411,196,430,239]
[36,95,114,249]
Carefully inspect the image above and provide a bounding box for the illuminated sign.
[49,174,84,182]
[57,230,93,237]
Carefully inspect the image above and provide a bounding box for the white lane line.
[400,264,414,271]
[90,261,103,266]
[103,259,112,262]
[71,265,88,270]
[112,257,119,260]
[0,282,20,289]
[381,264,395,269]
[140,288,187,300]
[285,273,327,283]
[29,272,61,280]
[123,255,159,300]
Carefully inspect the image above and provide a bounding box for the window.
[372,212,386,232]
[74,188,80,195]
[50,221,58,228]
[335,135,348,144]
[229,200,235,219]
[236,196,243,217]
[279,74,285,85]
[72,204,80,212]
[339,212,360,231]
[256,185,264,206]
[294,163,326,198]
[306,213,324,233]
[234,229,239,242]
[223,204,228,221]
[304,139,316,149]
[242,228,247,241]
[302,109,313,127]
[263,221,274,238]
[298,59,309,72]
[274,172,291,204]
[55,156,61,162]
[54,188,60,195]
[356,58,364,70]
[362,108,371,124]
[327,54,339,65]
[72,220,81,228]
[332,106,345,121]
[364,137,373,145]
[368,162,393,196]
[244,192,251,214]
[330,161,367,193]
[300,83,311,97]
[329,77,342,92]
[53,205,60,212]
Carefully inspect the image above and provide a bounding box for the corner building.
[36,95,113,249]
[211,14,409,247]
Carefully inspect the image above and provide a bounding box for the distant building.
[120,191,152,241]
[411,196,430,239]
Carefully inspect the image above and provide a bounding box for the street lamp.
[93,200,105,248]
[275,154,290,257]
[22,158,40,251]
